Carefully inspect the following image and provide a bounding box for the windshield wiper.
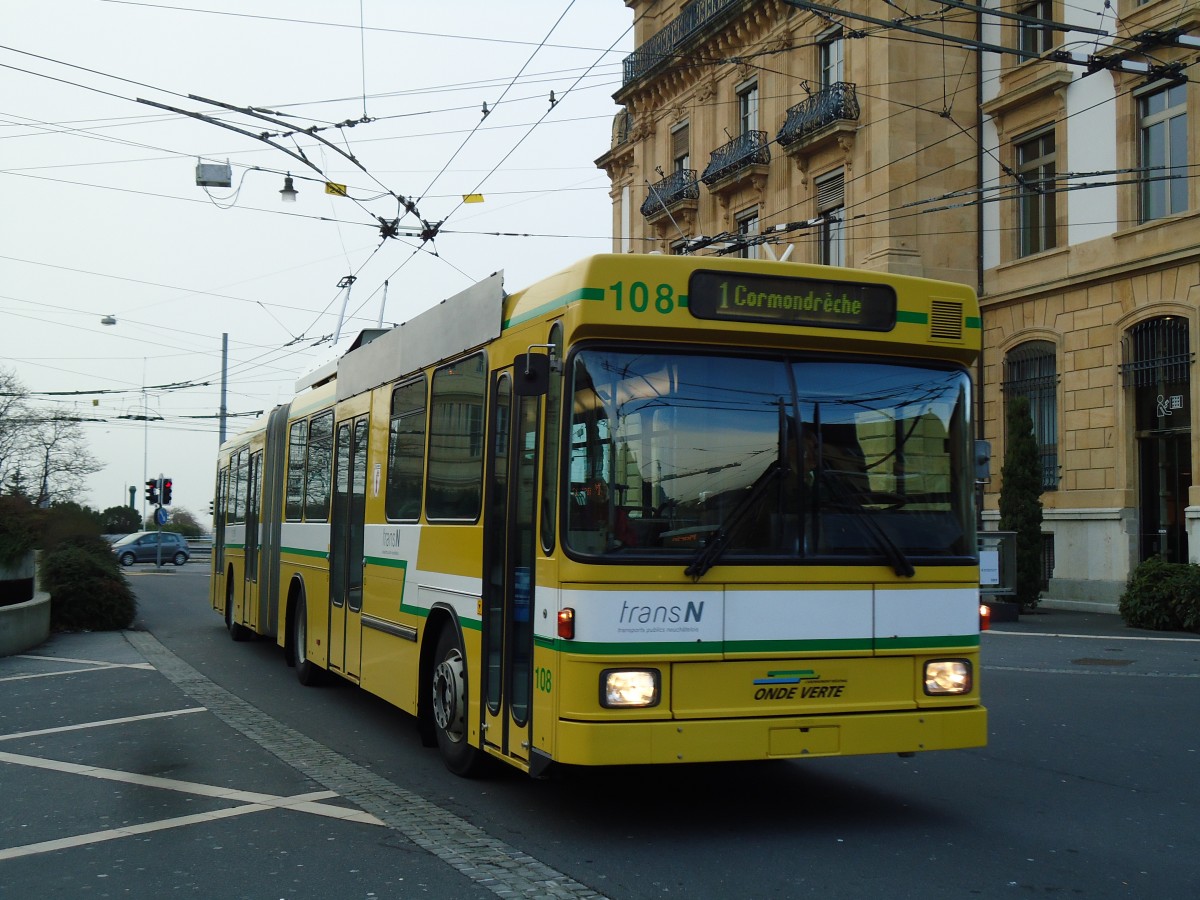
[684,459,785,581]
[823,484,915,578]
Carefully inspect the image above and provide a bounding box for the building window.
[735,208,759,259]
[737,80,758,134]
[1003,341,1058,490]
[1018,0,1054,56]
[815,169,845,266]
[1015,128,1056,257]
[819,29,843,87]
[1139,82,1188,222]
[671,121,690,172]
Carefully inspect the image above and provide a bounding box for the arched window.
[1003,340,1058,489]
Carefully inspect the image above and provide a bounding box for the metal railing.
[777,82,860,148]
[700,131,770,186]
[641,169,700,217]
[622,0,742,85]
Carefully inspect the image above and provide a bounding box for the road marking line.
[988,664,1200,678]
[0,790,360,862]
[0,751,384,826]
[985,630,1200,643]
[0,707,208,742]
[125,631,611,899]
[0,663,156,684]
[18,653,156,668]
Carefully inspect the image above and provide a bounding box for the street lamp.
[280,174,298,202]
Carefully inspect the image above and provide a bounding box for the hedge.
[1118,556,1200,633]
[40,544,137,632]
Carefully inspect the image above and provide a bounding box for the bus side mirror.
[514,352,550,396]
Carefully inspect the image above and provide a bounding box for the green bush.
[1118,556,1200,633]
[56,533,124,576]
[41,545,137,631]
[0,495,38,567]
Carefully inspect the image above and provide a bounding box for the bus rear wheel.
[430,627,487,777]
[224,575,251,642]
[292,594,324,686]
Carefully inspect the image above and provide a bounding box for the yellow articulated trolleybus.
[212,253,986,776]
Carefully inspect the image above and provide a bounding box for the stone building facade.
[598,0,1200,610]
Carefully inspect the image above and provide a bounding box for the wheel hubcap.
[432,650,465,741]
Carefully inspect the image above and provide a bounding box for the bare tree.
[27,415,103,506]
[1,367,101,505]
[0,368,32,492]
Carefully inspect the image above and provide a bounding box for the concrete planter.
[0,551,50,656]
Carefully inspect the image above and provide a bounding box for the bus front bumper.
[552,706,987,766]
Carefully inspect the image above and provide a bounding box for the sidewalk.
[987,604,1200,640]
[0,628,600,899]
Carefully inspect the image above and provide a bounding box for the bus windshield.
[565,348,974,566]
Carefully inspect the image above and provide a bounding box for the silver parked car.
[112,531,190,566]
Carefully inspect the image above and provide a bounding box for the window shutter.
[816,171,844,212]
[672,123,689,160]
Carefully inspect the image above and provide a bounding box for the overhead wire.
[645,3,1198,255]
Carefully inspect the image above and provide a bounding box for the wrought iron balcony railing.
[641,169,700,217]
[622,0,741,85]
[700,131,770,186]
[777,82,861,148]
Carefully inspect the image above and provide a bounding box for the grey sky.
[1,0,631,516]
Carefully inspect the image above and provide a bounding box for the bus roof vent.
[929,299,963,341]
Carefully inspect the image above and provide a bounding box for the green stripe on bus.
[896,310,927,324]
[503,286,606,329]
[365,556,408,571]
[533,635,977,655]
[397,604,483,633]
[541,640,724,656]
[965,316,981,329]
[281,546,328,560]
[876,634,980,650]
[725,638,871,654]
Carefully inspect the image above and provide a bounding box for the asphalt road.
[2,566,1198,898]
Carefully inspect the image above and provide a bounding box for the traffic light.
[162,478,173,505]
[145,478,159,505]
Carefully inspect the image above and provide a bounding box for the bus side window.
[305,411,334,521]
[386,376,427,521]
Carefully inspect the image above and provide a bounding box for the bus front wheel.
[430,627,487,777]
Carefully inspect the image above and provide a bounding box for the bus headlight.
[924,659,972,695]
[600,669,660,708]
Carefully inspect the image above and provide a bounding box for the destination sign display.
[687,270,897,331]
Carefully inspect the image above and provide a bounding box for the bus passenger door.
[241,450,262,631]
[482,372,540,765]
[329,416,368,681]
